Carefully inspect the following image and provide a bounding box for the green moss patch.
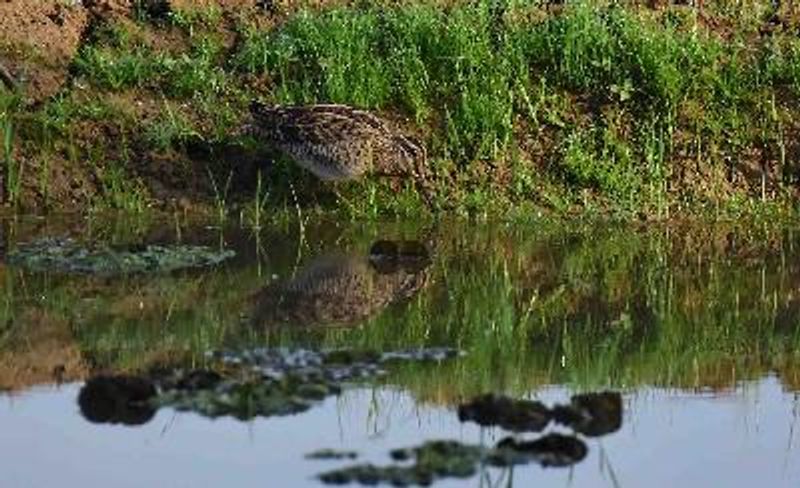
[7,237,235,275]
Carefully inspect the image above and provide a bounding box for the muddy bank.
[2,1,800,216]
[0,1,89,101]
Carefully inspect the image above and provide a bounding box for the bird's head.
[243,100,272,136]
[394,134,435,206]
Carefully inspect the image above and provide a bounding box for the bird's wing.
[251,103,392,145]
[304,105,394,134]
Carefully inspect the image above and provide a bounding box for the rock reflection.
[495,433,588,467]
[552,391,623,436]
[457,391,622,437]
[457,393,551,432]
[75,346,458,426]
[77,375,157,426]
[318,391,623,485]
[251,240,431,328]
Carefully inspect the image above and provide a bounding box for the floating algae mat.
[316,435,590,485]
[78,347,461,424]
[7,237,235,275]
[315,392,621,485]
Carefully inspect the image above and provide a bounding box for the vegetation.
[2,218,799,398]
[2,1,800,217]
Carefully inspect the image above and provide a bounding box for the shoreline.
[1,1,800,219]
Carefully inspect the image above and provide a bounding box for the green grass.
[237,3,519,162]
[144,101,202,151]
[75,34,229,100]
[229,1,800,214]
[5,218,797,398]
[6,1,800,217]
[1,93,22,207]
[167,4,223,36]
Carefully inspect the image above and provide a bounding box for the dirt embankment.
[0,1,256,101]
[0,308,88,391]
[0,0,273,212]
[2,1,800,216]
[0,1,89,101]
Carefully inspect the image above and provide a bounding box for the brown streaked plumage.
[249,102,433,202]
[0,61,17,92]
[250,240,432,329]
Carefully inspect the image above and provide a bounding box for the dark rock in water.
[306,449,359,460]
[78,375,157,426]
[551,391,623,437]
[495,433,588,468]
[318,429,597,486]
[318,432,590,486]
[457,393,551,432]
[407,440,480,478]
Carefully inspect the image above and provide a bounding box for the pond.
[0,217,798,487]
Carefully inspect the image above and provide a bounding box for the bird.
[250,239,432,328]
[247,102,434,204]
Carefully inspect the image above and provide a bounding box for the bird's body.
[249,102,432,201]
[250,242,431,328]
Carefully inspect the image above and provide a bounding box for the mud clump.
[494,433,588,468]
[551,391,623,437]
[457,393,551,432]
[0,1,90,102]
[78,375,158,426]
[457,391,623,436]
[155,376,340,420]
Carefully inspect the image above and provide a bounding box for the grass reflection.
[1,219,799,399]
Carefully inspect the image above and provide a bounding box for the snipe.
[248,102,433,203]
[250,239,432,328]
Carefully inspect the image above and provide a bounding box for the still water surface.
[0,218,799,487]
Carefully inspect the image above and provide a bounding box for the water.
[1,217,799,487]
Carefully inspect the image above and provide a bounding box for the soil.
[0,1,89,103]
[0,1,261,103]
[0,308,88,391]
[0,1,798,215]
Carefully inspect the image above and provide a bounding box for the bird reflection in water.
[251,239,432,328]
